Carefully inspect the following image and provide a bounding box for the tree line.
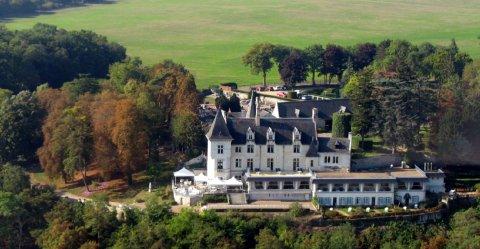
[1,166,479,249]
[341,40,479,164]
[242,42,376,86]
[0,0,106,17]
[0,23,126,92]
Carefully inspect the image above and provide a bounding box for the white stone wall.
[207,139,232,179]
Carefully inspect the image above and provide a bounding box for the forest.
[0,0,107,17]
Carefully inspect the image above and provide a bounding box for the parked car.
[276,92,287,98]
[301,95,313,100]
[273,85,287,91]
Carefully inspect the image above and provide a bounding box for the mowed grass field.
[4,0,480,89]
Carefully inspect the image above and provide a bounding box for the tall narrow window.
[293,145,300,153]
[310,160,314,167]
[267,158,274,171]
[217,160,223,170]
[247,145,254,153]
[217,145,224,154]
[235,159,242,168]
[235,146,242,153]
[267,144,274,153]
[247,159,254,170]
[293,158,300,171]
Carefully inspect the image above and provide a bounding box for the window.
[267,158,274,171]
[324,156,331,163]
[380,183,391,191]
[319,197,332,206]
[283,181,294,189]
[378,197,386,206]
[217,160,223,170]
[247,159,254,170]
[293,158,300,171]
[254,182,264,190]
[412,195,420,204]
[267,133,274,140]
[348,183,360,192]
[356,197,363,205]
[363,183,375,192]
[247,145,254,153]
[385,197,392,205]
[217,145,224,154]
[411,182,423,190]
[267,144,274,153]
[339,197,347,205]
[248,133,254,140]
[299,181,310,189]
[318,184,329,192]
[333,184,345,192]
[235,159,242,168]
[397,182,407,190]
[267,181,279,189]
[310,160,314,167]
[293,145,300,153]
[363,197,370,205]
[346,197,353,205]
[333,156,339,164]
[235,146,242,153]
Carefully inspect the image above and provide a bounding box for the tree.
[229,93,242,112]
[332,111,352,138]
[62,76,100,100]
[0,163,30,194]
[171,111,204,152]
[279,51,308,88]
[243,43,275,86]
[329,224,356,249]
[109,57,148,92]
[111,99,148,185]
[447,207,480,249]
[0,91,43,165]
[322,44,348,83]
[304,44,324,84]
[215,93,230,112]
[373,78,438,153]
[342,70,375,141]
[0,191,27,249]
[351,43,377,71]
[255,228,284,249]
[61,100,94,191]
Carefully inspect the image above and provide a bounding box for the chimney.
[312,108,318,119]
[255,97,260,126]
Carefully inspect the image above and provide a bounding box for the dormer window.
[247,127,254,141]
[266,127,275,141]
[292,127,301,141]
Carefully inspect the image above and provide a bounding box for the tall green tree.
[0,91,43,165]
[304,44,324,85]
[373,78,437,153]
[243,43,275,86]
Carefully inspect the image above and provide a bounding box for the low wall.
[352,154,402,170]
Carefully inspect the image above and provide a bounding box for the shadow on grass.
[0,0,116,22]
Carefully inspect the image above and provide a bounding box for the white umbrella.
[194,173,208,183]
[173,167,195,177]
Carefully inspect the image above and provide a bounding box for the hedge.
[332,112,352,138]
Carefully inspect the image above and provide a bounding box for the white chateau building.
[202,95,445,206]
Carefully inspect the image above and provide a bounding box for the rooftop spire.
[246,91,256,118]
[206,109,232,140]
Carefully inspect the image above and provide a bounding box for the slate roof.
[206,110,232,140]
[226,118,317,145]
[318,137,350,153]
[276,99,351,120]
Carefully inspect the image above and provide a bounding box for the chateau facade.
[205,96,445,206]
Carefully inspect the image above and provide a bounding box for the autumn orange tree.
[111,98,148,185]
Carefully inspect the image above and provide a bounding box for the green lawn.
[3,0,480,89]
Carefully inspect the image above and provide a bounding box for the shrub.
[289,202,306,217]
[474,183,480,192]
[201,194,228,204]
[332,112,352,138]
